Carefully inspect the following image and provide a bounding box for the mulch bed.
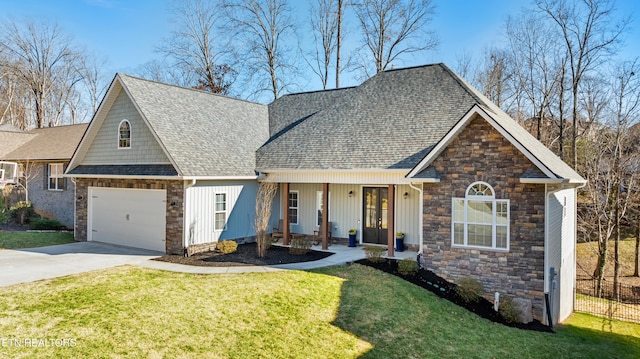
[355,258,553,333]
[154,242,333,267]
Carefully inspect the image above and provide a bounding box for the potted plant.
[348,229,357,247]
[395,232,405,252]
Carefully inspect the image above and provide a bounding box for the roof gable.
[68,74,269,178]
[407,105,585,183]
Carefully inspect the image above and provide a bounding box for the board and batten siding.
[82,89,171,165]
[281,183,420,245]
[184,180,259,246]
[547,186,577,324]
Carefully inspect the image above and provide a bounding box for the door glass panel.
[380,190,388,230]
[365,188,378,229]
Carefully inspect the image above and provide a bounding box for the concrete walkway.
[0,242,162,288]
[0,241,418,287]
[140,243,417,274]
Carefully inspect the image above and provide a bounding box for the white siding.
[281,183,420,245]
[184,180,259,245]
[266,170,412,185]
[82,89,171,165]
[547,187,576,324]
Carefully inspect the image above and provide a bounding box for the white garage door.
[89,187,167,252]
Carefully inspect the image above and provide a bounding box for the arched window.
[118,120,131,149]
[452,182,509,250]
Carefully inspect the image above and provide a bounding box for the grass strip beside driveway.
[0,264,638,358]
[0,231,74,249]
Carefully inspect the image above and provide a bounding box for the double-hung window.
[48,163,64,191]
[214,193,227,231]
[452,182,509,250]
[288,191,299,225]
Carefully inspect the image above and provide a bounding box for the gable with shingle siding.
[81,89,171,166]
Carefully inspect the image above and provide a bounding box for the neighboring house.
[67,63,585,325]
[65,74,269,254]
[0,124,87,228]
[256,64,585,325]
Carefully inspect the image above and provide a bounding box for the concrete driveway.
[0,241,162,288]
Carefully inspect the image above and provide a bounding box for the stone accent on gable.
[421,114,546,320]
[74,178,184,255]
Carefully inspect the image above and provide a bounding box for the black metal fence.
[575,279,640,323]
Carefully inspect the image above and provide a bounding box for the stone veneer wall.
[421,115,547,320]
[74,178,184,255]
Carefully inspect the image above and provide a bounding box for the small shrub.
[499,297,520,323]
[0,196,10,225]
[30,217,65,230]
[216,240,238,254]
[364,245,386,263]
[397,258,418,276]
[289,238,312,255]
[10,201,34,224]
[455,277,484,303]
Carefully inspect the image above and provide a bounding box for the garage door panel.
[89,187,167,252]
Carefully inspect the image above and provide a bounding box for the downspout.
[544,183,550,326]
[70,177,77,239]
[183,179,197,255]
[409,182,423,255]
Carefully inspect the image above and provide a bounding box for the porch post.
[388,184,395,257]
[283,182,290,246]
[322,182,329,250]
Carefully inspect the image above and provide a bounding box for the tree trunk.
[634,218,639,277]
[335,0,342,89]
[613,187,620,300]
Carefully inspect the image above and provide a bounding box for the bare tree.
[505,11,563,148]
[536,0,629,169]
[255,182,278,258]
[224,0,299,101]
[352,0,438,77]
[580,61,640,296]
[307,0,339,89]
[0,19,85,128]
[159,0,236,94]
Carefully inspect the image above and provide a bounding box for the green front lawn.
[0,264,638,358]
[0,231,75,249]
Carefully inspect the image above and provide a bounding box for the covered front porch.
[265,173,425,258]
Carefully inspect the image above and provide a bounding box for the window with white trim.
[315,191,331,226]
[452,182,509,250]
[288,191,299,225]
[118,120,131,148]
[48,163,64,191]
[214,193,227,231]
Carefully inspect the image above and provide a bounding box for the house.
[65,74,269,254]
[66,64,584,325]
[0,124,88,228]
[255,64,585,324]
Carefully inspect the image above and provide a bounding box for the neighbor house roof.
[1,124,87,161]
[0,129,35,159]
[67,74,269,178]
[257,63,584,183]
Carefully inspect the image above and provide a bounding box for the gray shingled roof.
[0,131,34,159]
[257,64,480,170]
[3,124,88,161]
[257,63,584,183]
[67,164,178,176]
[118,74,269,177]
